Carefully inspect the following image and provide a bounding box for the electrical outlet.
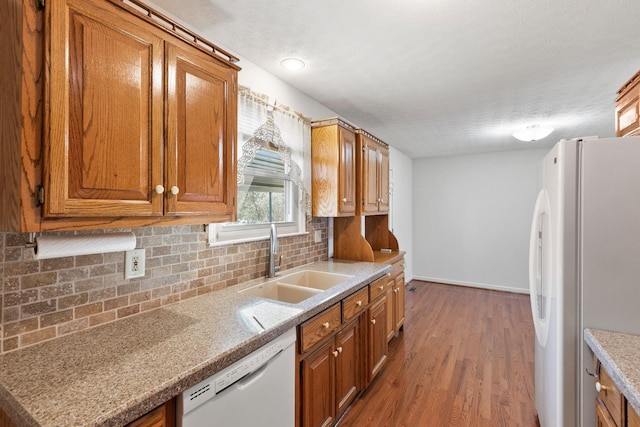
[125,248,145,279]
[314,230,322,243]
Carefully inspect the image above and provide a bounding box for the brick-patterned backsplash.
[0,218,328,353]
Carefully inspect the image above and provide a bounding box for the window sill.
[208,230,309,247]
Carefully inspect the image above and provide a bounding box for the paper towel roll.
[34,232,137,260]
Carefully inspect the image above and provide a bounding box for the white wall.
[389,147,413,281]
[412,148,548,293]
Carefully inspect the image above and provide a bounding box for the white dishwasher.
[178,328,296,426]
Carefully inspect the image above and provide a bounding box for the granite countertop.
[584,328,640,415]
[0,259,390,427]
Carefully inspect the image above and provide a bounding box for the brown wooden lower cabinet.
[593,356,640,427]
[628,401,640,427]
[596,398,617,427]
[298,275,390,427]
[127,399,175,427]
[300,317,361,427]
[366,295,388,385]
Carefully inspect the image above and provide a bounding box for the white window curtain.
[237,86,312,218]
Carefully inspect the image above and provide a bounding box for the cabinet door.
[616,85,640,137]
[338,128,357,215]
[361,139,379,214]
[367,295,388,384]
[165,40,236,218]
[595,399,617,427]
[335,319,361,419]
[385,285,395,342]
[46,0,164,217]
[127,398,175,427]
[301,339,335,427]
[394,273,405,331]
[378,146,390,213]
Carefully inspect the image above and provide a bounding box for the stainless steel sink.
[239,281,322,304]
[276,270,353,290]
[239,270,354,303]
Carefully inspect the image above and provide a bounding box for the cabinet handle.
[342,197,347,202]
[379,284,384,290]
[337,346,343,353]
[322,322,330,329]
[394,288,398,293]
[371,319,376,325]
[155,185,165,194]
[595,382,608,393]
[356,300,362,307]
[171,186,180,195]
[387,273,391,277]
[333,350,339,357]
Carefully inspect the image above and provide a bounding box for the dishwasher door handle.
[236,362,269,390]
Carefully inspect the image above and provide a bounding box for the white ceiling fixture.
[280,58,305,71]
[512,125,555,142]
[146,0,640,158]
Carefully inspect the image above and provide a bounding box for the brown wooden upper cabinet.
[616,70,640,137]
[1,0,239,232]
[357,130,389,215]
[311,118,358,217]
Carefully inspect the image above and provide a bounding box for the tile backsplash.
[0,218,328,353]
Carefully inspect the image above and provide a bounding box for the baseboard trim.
[412,276,529,295]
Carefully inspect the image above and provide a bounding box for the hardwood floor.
[338,281,538,427]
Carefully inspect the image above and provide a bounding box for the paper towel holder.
[25,232,37,250]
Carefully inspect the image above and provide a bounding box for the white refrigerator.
[529,136,640,427]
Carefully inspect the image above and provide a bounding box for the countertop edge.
[584,328,640,416]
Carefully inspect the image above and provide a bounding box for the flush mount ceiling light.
[512,125,554,142]
[280,58,305,71]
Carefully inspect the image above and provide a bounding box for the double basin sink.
[239,270,353,304]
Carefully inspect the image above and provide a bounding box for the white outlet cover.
[314,230,322,243]
[125,248,146,280]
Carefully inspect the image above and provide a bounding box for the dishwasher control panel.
[214,334,288,393]
[181,329,296,416]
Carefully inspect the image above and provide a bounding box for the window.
[208,87,311,246]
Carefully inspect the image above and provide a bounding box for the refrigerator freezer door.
[530,143,564,427]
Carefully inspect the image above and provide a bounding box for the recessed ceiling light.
[280,58,305,71]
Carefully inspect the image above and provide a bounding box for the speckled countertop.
[584,328,640,415]
[0,259,390,427]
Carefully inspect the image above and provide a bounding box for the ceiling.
[148,0,640,158]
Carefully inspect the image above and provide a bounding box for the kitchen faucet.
[268,223,282,278]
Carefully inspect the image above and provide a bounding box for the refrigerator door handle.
[529,189,552,347]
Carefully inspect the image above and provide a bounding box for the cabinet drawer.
[342,287,369,322]
[300,304,341,353]
[629,401,640,427]
[596,360,624,427]
[390,258,405,278]
[369,275,390,301]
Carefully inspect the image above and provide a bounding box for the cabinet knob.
[394,288,398,293]
[171,186,180,195]
[342,197,347,202]
[596,382,607,393]
[337,346,343,353]
[356,300,362,307]
[379,284,384,290]
[155,185,165,194]
[371,319,376,325]
[322,322,330,329]
[333,350,339,357]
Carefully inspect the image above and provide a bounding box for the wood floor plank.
[337,281,538,427]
